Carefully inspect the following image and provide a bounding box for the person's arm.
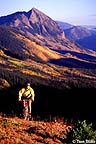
[18,88,24,101]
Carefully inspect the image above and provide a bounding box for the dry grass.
[0,115,72,144]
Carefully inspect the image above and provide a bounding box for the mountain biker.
[18,83,35,120]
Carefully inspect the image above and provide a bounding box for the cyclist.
[18,83,35,120]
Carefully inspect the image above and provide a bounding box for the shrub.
[73,120,96,140]
[66,120,96,143]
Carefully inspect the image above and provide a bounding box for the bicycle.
[22,99,31,120]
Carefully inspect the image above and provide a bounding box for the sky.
[0,0,96,26]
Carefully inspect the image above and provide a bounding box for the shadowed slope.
[64,26,96,51]
[0,26,62,61]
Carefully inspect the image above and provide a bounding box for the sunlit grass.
[20,69,46,79]
[8,59,24,67]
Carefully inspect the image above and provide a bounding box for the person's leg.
[22,100,28,120]
[28,100,32,119]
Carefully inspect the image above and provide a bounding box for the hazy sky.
[0,0,96,25]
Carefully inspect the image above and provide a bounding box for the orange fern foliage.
[0,115,72,144]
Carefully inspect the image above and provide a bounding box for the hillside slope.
[0,115,72,144]
[0,8,96,89]
[64,26,96,51]
[0,8,96,56]
[0,26,96,69]
[0,26,63,62]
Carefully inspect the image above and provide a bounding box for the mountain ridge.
[0,7,96,56]
[0,8,65,40]
[63,25,96,51]
[0,7,96,90]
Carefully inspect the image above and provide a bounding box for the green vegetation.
[66,120,96,143]
[73,120,96,140]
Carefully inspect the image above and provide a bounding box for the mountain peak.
[27,7,45,19]
[28,7,41,13]
[0,7,65,39]
[27,7,44,22]
[26,7,65,39]
[32,7,42,13]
